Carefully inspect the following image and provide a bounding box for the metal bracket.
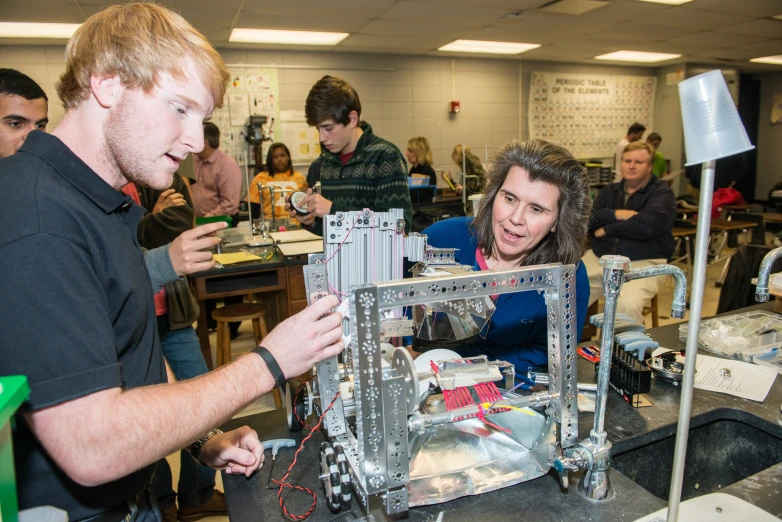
[383,487,409,515]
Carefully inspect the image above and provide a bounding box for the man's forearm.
[28,352,275,487]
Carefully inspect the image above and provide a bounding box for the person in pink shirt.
[192,122,241,218]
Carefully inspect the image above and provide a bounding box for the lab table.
[221,302,782,521]
[188,248,309,370]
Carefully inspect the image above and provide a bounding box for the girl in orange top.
[249,143,308,222]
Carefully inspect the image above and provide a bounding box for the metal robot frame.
[298,209,580,515]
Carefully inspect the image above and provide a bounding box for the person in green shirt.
[647,132,668,178]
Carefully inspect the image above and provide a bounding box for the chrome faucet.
[625,263,687,320]
[755,246,782,302]
[555,255,688,502]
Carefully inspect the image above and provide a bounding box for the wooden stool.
[642,294,659,329]
[211,302,282,409]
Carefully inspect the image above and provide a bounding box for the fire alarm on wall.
[450,101,460,113]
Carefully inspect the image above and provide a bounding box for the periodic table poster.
[209,66,281,168]
[528,72,657,160]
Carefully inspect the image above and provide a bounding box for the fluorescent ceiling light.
[637,0,694,4]
[772,14,782,21]
[229,28,348,45]
[438,39,540,55]
[596,50,681,63]
[750,55,782,65]
[0,22,80,39]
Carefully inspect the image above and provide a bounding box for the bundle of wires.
[273,383,341,520]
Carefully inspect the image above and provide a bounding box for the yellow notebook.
[212,252,262,265]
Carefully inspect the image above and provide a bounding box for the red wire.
[275,391,341,520]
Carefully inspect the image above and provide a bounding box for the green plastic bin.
[195,215,233,227]
[0,376,29,522]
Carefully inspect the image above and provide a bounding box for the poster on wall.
[280,110,321,163]
[528,72,657,160]
[209,67,281,169]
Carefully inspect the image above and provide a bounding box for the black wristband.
[253,345,286,388]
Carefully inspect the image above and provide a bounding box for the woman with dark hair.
[421,139,592,374]
[249,143,308,222]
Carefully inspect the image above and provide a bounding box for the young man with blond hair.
[584,141,676,323]
[0,4,343,520]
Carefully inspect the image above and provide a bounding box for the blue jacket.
[423,217,590,374]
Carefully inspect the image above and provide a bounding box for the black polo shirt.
[0,131,165,519]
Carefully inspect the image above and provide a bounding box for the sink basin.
[611,413,782,501]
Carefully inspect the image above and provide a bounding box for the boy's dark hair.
[203,122,220,148]
[628,122,646,135]
[305,75,361,127]
[0,68,48,101]
[266,142,293,177]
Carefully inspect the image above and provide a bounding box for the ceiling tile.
[576,0,670,23]
[734,39,782,55]
[686,0,782,18]
[404,0,547,8]
[696,47,766,60]
[339,33,448,51]
[464,26,587,45]
[633,7,753,30]
[1,0,780,69]
[668,31,768,47]
[234,13,369,33]
[241,0,395,18]
[639,41,717,55]
[589,21,690,41]
[522,41,623,61]
[178,9,236,28]
[716,19,782,39]
[377,2,510,25]
[358,19,474,38]
[491,11,615,32]
[538,0,610,16]
[0,3,85,23]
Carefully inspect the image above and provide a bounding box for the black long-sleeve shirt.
[589,175,676,261]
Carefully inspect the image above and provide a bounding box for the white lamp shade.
[678,70,754,166]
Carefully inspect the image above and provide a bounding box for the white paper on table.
[269,229,321,243]
[693,354,777,402]
[277,240,324,257]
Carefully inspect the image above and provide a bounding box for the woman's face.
[491,166,560,265]
[405,147,418,166]
[451,150,460,165]
[271,146,289,173]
